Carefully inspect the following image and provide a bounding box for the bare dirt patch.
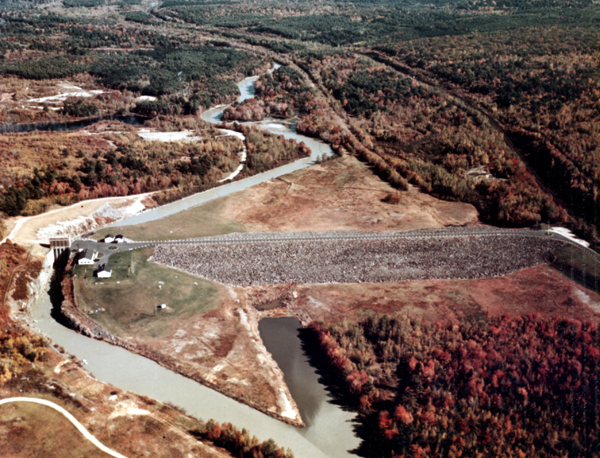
[5,193,154,246]
[103,155,479,243]
[224,156,480,232]
[289,265,600,325]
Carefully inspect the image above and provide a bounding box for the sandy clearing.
[222,156,479,233]
[277,389,297,419]
[107,401,151,420]
[53,360,70,374]
[217,129,247,182]
[574,288,600,314]
[27,82,104,104]
[2,192,154,246]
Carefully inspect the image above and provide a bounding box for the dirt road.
[0,397,129,458]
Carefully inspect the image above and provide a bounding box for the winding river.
[30,67,359,457]
[111,65,334,228]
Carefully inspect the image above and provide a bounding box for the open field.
[95,196,245,242]
[73,247,224,339]
[288,264,600,326]
[97,156,480,242]
[225,154,480,233]
[0,401,111,458]
[71,247,303,425]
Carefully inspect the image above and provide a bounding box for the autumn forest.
[0,0,599,456]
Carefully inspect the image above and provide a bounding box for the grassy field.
[0,401,109,458]
[73,247,226,338]
[551,244,600,294]
[95,196,245,242]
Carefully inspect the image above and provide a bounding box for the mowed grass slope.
[73,247,226,339]
[95,196,245,242]
[0,401,110,458]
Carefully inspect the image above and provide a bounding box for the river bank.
[8,62,359,457]
[56,253,305,428]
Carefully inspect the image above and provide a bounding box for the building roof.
[100,263,112,273]
[81,249,93,260]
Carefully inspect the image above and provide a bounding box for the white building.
[78,249,95,265]
[104,234,115,243]
[97,264,112,278]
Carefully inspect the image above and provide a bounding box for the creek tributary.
[28,68,359,457]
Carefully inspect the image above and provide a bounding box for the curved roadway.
[0,397,129,458]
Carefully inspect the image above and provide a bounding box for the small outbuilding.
[115,234,125,243]
[158,303,167,309]
[104,234,115,243]
[78,249,94,265]
[97,263,112,278]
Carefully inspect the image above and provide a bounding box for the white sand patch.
[119,199,146,217]
[138,131,201,142]
[35,203,125,243]
[550,227,590,248]
[307,296,332,312]
[53,360,70,374]
[277,388,298,420]
[216,129,247,182]
[206,361,228,383]
[574,288,600,314]
[238,309,250,331]
[28,82,104,104]
[29,105,62,111]
[108,401,150,420]
[135,95,157,101]
[174,339,196,354]
[217,128,245,142]
[218,163,244,182]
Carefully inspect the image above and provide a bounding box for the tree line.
[311,313,600,457]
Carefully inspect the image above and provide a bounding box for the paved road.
[70,227,599,267]
[0,397,129,458]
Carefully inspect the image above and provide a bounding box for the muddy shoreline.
[55,255,305,428]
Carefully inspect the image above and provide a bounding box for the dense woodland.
[309,53,569,228]
[369,25,600,241]
[312,313,600,457]
[0,123,308,217]
[223,66,314,121]
[0,127,242,216]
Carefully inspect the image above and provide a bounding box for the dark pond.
[0,114,145,133]
[258,317,359,458]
